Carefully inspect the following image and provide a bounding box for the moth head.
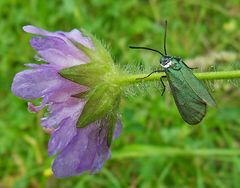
[160,56,172,68]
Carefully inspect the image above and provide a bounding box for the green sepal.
[73,30,114,66]
[59,62,112,87]
[105,97,120,146]
[77,84,121,128]
[104,113,117,147]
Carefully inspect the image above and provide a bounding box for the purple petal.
[23,25,54,37]
[23,25,94,49]
[48,118,77,156]
[23,25,71,44]
[58,29,94,49]
[11,65,61,99]
[113,119,122,140]
[46,84,87,103]
[52,122,110,178]
[23,25,93,68]
[12,64,85,101]
[30,36,88,67]
[41,98,85,129]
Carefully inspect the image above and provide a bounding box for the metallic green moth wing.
[166,63,215,125]
[180,61,216,107]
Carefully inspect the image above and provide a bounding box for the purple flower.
[11,26,122,177]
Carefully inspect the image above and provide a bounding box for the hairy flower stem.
[115,70,240,86]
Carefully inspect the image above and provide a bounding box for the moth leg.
[160,76,166,96]
[136,70,164,80]
[190,67,198,70]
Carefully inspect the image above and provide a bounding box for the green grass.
[0,0,240,187]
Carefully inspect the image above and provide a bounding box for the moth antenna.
[164,20,168,55]
[129,46,164,56]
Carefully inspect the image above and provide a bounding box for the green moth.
[130,21,216,125]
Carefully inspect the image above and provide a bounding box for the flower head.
[12,26,122,177]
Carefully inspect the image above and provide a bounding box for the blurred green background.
[0,0,240,187]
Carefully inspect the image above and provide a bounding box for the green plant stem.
[112,145,240,159]
[116,70,240,85]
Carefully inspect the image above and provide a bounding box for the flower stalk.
[115,70,240,86]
